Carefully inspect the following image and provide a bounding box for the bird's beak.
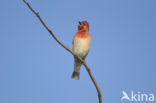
[79,21,81,25]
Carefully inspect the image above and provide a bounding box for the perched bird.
[71,21,91,80]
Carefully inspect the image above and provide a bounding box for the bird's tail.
[71,58,81,80]
[71,70,80,80]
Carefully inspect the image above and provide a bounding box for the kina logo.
[121,91,155,102]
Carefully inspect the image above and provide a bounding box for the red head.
[78,21,89,32]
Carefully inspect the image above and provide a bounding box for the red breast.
[74,32,90,39]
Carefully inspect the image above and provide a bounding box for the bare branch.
[23,0,102,103]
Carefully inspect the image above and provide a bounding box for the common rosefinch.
[71,21,91,80]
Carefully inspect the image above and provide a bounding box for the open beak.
[79,21,81,25]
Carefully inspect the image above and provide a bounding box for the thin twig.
[23,0,102,103]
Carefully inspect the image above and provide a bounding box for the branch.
[23,0,102,103]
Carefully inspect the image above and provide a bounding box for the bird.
[71,21,91,80]
[121,91,130,101]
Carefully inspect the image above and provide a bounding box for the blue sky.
[0,0,156,103]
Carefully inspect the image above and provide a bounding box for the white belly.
[73,37,91,58]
